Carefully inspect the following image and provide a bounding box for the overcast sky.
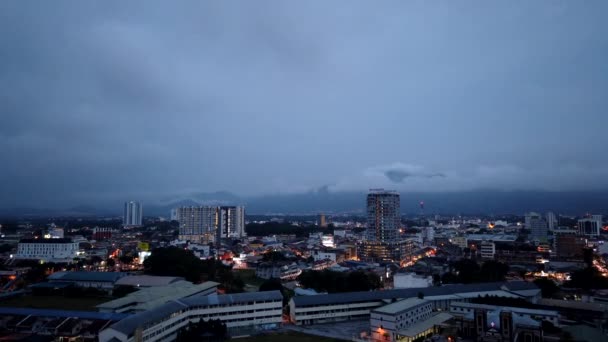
[1,1,608,207]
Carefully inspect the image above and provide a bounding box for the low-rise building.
[99,291,283,342]
[47,271,126,292]
[289,281,540,326]
[449,301,559,341]
[393,273,432,289]
[370,298,433,341]
[480,241,496,259]
[97,280,219,313]
[14,238,79,263]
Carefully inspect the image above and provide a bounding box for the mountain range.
[1,190,608,218]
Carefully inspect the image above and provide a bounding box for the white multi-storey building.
[449,236,468,249]
[290,282,540,326]
[124,201,143,227]
[177,206,246,243]
[370,298,433,342]
[99,291,283,342]
[546,212,557,231]
[578,215,603,237]
[14,238,79,262]
[479,241,496,259]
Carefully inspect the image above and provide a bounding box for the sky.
[1,1,608,208]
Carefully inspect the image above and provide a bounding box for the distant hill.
[2,190,608,217]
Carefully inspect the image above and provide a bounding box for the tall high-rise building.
[217,206,246,242]
[525,212,547,242]
[578,215,603,237]
[358,189,413,262]
[177,206,217,243]
[366,189,400,242]
[319,213,327,228]
[546,212,557,231]
[123,201,143,227]
[177,206,245,244]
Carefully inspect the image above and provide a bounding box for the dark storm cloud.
[384,169,446,183]
[1,1,608,208]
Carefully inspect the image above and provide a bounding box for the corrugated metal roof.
[0,307,129,321]
[292,281,538,307]
[49,271,127,283]
[106,291,283,336]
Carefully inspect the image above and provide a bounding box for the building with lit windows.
[359,190,412,262]
[14,238,79,263]
[177,206,245,244]
[370,298,433,342]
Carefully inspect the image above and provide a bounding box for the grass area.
[0,295,108,311]
[234,331,346,342]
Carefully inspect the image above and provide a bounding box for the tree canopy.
[143,247,210,283]
[298,270,381,293]
[442,259,509,284]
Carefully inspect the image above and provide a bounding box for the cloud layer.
[1,1,608,208]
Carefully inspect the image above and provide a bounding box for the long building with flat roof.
[99,291,283,342]
[289,281,539,325]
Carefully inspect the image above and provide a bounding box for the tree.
[143,247,207,283]
[298,270,382,293]
[119,255,134,264]
[566,267,608,290]
[432,274,441,286]
[480,260,509,282]
[259,278,283,292]
[534,278,559,298]
[176,319,227,342]
[106,258,116,268]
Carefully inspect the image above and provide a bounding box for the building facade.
[14,238,79,263]
[578,215,602,237]
[479,241,496,259]
[177,206,245,244]
[123,201,143,227]
[366,189,400,242]
[99,291,283,342]
[525,212,548,242]
[370,298,433,342]
[289,282,540,326]
[360,190,410,262]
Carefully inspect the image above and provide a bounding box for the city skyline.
[1,1,608,209]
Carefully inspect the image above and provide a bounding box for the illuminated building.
[15,238,79,263]
[359,189,411,262]
[370,298,434,342]
[319,213,327,227]
[177,206,246,244]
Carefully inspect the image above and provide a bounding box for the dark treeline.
[245,222,334,237]
[143,247,244,292]
[441,259,509,284]
[298,269,382,293]
[176,319,227,342]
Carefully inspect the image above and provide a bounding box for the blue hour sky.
[1,1,608,207]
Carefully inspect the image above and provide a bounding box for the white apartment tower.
[123,201,143,227]
[177,206,246,244]
[578,215,603,237]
